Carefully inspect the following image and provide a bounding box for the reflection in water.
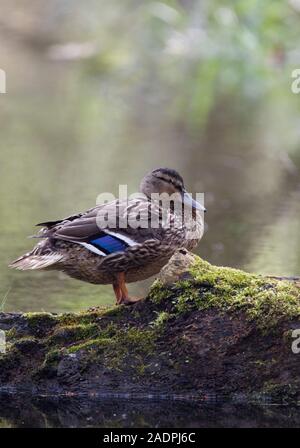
[0,395,299,428]
[1,1,300,312]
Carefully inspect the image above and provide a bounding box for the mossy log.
[1,252,300,403]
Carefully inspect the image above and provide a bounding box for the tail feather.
[9,253,63,270]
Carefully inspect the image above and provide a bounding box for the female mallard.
[10,168,205,305]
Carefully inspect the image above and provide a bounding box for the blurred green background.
[1,0,300,312]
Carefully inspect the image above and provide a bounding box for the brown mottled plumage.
[10,168,205,305]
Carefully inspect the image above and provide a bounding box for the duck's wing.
[39,198,168,257]
[36,206,99,229]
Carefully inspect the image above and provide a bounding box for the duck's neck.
[184,209,204,249]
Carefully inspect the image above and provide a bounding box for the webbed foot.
[112,272,142,306]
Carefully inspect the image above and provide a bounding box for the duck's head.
[140,167,206,212]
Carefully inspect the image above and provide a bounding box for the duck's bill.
[182,191,206,212]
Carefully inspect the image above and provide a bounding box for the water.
[1,1,300,313]
[0,394,299,428]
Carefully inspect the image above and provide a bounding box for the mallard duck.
[10,168,205,305]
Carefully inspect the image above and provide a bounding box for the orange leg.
[113,282,123,305]
[112,272,141,305]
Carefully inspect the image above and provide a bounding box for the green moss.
[58,311,100,326]
[172,282,199,315]
[67,337,113,354]
[149,280,173,304]
[150,311,172,329]
[48,323,100,345]
[122,327,155,351]
[102,306,125,319]
[28,312,157,375]
[189,259,298,329]
[190,258,257,288]
[150,257,300,333]
[36,348,64,378]
[43,348,62,368]
[35,347,66,378]
[25,312,58,327]
[65,323,119,354]
[24,312,58,337]
[65,325,156,374]
[5,328,17,340]
[101,327,156,373]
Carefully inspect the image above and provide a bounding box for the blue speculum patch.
[90,235,128,254]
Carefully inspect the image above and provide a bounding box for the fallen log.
[1,251,300,403]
